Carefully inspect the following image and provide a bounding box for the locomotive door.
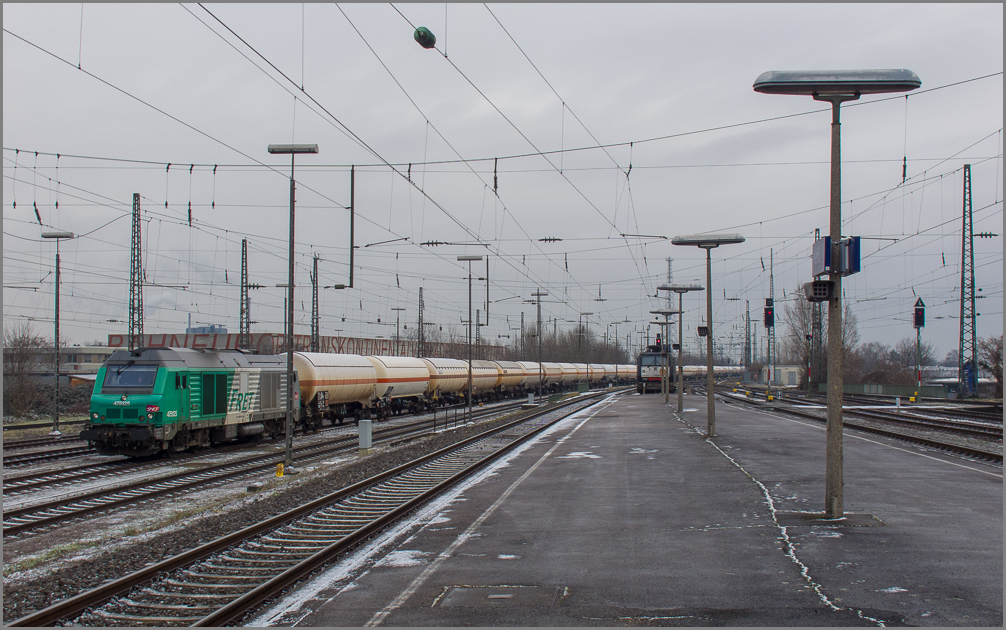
[174,371,191,422]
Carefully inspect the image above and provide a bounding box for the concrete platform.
[253,391,1003,627]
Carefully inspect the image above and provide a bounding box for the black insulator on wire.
[414,27,436,49]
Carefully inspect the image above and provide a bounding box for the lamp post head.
[753,69,920,96]
[658,283,704,294]
[672,233,745,249]
[268,144,319,155]
[41,231,75,240]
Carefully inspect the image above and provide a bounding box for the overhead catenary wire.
[4,12,1001,346]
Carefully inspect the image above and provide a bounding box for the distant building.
[185,324,228,335]
[760,365,803,386]
[3,345,117,387]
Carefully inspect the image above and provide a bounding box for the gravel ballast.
[3,398,600,624]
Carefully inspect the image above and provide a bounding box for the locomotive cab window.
[639,355,662,366]
[103,364,158,393]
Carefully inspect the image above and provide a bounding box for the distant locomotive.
[637,344,675,394]
[83,347,637,457]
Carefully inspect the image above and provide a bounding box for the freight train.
[82,347,636,457]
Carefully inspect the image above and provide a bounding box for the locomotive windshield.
[639,354,661,366]
[103,363,158,392]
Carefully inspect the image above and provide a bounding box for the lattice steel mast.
[959,164,978,396]
[128,193,144,350]
[311,255,320,352]
[418,287,425,357]
[239,239,251,350]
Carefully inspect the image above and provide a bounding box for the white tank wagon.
[365,355,432,415]
[540,362,564,389]
[494,360,528,392]
[598,364,617,383]
[517,361,543,391]
[420,357,470,403]
[569,363,587,384]
[471,360,503,395]
[558,362,578,385]
[616,364,636,383]
[294,352,378,425]
[586,364,606,384]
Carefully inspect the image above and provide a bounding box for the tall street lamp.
[754,69,920,519]
[672,234,745,437]
[650,309,680,404]
[267,143,319,471]
[580,312,593,390]
[41,230,75,436]
[659,283,704,412]
[458,255,483,423]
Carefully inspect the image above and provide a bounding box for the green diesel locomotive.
[82,347,292,456]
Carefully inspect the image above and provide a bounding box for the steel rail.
[3,416,436,537]
[718,391,1002,463]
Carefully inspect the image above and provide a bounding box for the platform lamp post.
[532,290,548,398]
[41,230,75,436]
[458,255,483,425]
[658,284,704,413]
[672,234,745,438]
[650,308,681,405]
[754,69,920,519]
[267,143,319,472]
[580,312,593,390]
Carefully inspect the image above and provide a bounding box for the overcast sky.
[3,3,1002,361]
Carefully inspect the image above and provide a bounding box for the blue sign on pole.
[963,360,977,396]
[812,236,861,277]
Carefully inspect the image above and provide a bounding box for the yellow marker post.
[276,463,284,477]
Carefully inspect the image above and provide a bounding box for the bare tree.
[890,337,937,369]
[848,341,894,384]
[940,348,959,367]
[978,335,1003,398]
[780,293,812,367]
[780,289,859,386]
[3,322,49,417]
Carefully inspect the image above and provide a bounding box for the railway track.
[9,389,619,627]
[3,419,86,433]
[2,399,526,496]
[2,398,534,538]
[768,391,1003,440]
[717,389,1002,463]
[2,444,98,466]
[3,434,86,450]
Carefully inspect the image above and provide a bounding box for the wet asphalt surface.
[255,391,1002,627]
